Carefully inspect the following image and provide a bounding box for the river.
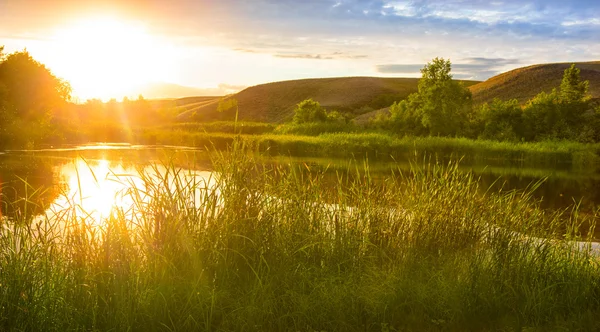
[0,144,598,240]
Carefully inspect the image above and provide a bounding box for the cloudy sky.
[1,0,599,100]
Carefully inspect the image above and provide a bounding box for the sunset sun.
[51,17,170,100]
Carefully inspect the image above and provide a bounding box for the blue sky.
[1,0,598,99]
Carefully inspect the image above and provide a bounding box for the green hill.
[173,61,600,124]
[177,77,479,123]
[177,77,422,123]
[469,61,600,105]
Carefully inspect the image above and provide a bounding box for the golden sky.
[1,0,599,101]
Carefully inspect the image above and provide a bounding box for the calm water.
[1,144,599,239]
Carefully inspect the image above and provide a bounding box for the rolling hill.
[172,61,599,124]
[176,77,434,123]
[469,61,600,105]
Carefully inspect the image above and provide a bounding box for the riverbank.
[136,128,600,170]
[1,143,599,331]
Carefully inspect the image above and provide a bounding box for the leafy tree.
[522,90,561,140]
[383,58,472,137]
[389,97,426,136]
[293,99,327,124]
[559,64,589,104]
[417,58,472,136]
[326,110,347,123]
[522,64,591,141]
[0,49,71,148]
[478,98,524,141]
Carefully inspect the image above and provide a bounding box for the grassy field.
[137,128,600,170]
[170,61,600,124]
[1,141,599,331]
[469,61,600,105]
[176,77,479,123]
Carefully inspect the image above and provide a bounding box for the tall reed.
[0,141,598,331]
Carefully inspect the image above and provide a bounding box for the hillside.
[470,61,600,105]
[177,77,419,123]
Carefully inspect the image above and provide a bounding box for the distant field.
[469,61,600,105]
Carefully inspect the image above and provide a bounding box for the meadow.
[136,125,600,170]
[1,141,599,331]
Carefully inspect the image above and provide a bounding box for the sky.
[1,0,599,101]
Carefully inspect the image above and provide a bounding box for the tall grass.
[1,141,599,331]
[152,121,276,135]
[273,122,360,136]
[133,129,600,170]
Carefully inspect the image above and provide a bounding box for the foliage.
[478,98,524,141]
[0,49,71,148]
[292,98,327,123]
[560,64,590,103]
[415,58,473,136]
[1,144,599,330]
[375,58,473,137]
[522,64,591,141]
[371,60,598,144]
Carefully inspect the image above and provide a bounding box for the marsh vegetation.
[0,143,599,331]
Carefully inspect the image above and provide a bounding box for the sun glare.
[51,17,172,101]
[59,158,138,226]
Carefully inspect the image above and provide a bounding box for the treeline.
[367,58,599,143]
[0,48,71,149]
[57,97,178,143]
[283,58,598,143]
[0,47,180,147]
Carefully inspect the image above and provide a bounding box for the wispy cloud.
[274,53,335,60]
[376,57,522,80]
[2,0,599,90]
[273,51,368,60]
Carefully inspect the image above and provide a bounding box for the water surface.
[1,144,598,239]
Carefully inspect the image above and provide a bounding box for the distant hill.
[176,77,426,123]
[469,61,600,105]
[124,83,244,100]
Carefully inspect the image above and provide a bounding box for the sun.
[51,16,171,101]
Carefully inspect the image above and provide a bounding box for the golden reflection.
[54,159,141,226]
[46,157,216,228]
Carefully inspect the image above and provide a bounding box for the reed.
[1,140,598,331]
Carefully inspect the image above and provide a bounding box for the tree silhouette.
[0,49,71,148]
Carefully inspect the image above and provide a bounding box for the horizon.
[1,0,599,101]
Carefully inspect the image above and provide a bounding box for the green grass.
[1,140,599,331]
[137,129,600,170]
[151,121,276,135]
[273,122,360,136]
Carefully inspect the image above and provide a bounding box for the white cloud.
[561,18,600,27]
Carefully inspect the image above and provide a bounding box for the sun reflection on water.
[45,157,217,229]
[53,159,141,226]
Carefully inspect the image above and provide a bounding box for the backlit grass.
[137,130,600,170]
[1,141,599,331]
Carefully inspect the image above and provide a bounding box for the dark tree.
[0,49,71,148]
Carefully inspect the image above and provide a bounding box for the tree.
[417,58,472,136]
[293,99,327,124]
[478,98,524,141]
[522,64,591,141]
[559,64,588,104]
[385,58,472,137]
[0,49,71,148]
